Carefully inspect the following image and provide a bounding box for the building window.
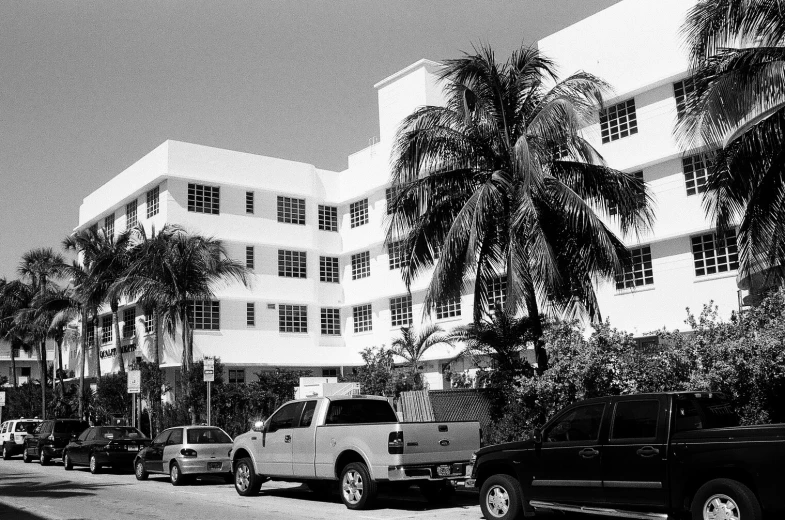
[435,297,461,320]
[318,205,338,232]
[277,196,305,225]
[349,199,369,228]
[351,251,370,280]
[322,368,338,377]
[388,240,407,270]
[126,200,138,228]
[143,314,154,335]
[692,231,739,277]
[386,186,402,215]
[279,304,307,333]
[488,276,507,306]
[609,171,645,216]
[246,191,254,214]
[85,322,96,346]
[278,250,307,278]
[321,308,341,336]
[101,316,112,344]
[228,369,245,385]
[188,300,220,330]
[390,295,412,327]
[11,346,20,358]
[104,213,115,237]
[246,303,255,327]
[616,246,654,290]
[319,256,339,283]
[122,308,136,338]
[146,186,160,218]
[246,246,255,270]
[187,183,220,214]
[683,154,711,196]
[673,78,695,119]
[600,98,638,143]
[353,304,372,333]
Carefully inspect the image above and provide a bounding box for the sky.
[0,0,620,281]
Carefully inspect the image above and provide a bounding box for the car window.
[55,421,89,434]
[1,423,6,434]
[85,428,98,441]
[544,403,606,443]
[78,429,91,441]
[153,430,171,445]
[270,403,304,431]
[167,428,183,445]
[299,401,317,428]
[16,422,38,433]
[186,428,232,444]
[674,397,739,432]
[611,400,660,439]
[99,427,144,440]
[325,400,398,425]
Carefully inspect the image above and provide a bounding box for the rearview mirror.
[252,420,265,433]
[532,428,542,444]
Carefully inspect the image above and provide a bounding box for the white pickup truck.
[231,395,480,510]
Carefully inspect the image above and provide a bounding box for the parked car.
[230,395,480,510]
[23,419,89,465]
[63,426,150,474]
[1,418,42,460]
[467,391,785,520]
[134,425,233,485]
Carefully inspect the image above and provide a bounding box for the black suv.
[24,419,89,465]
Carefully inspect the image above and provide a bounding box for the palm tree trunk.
[180,309,196,424]
[40,339,47,419]
[56,337,65,396]
[523,289,548,374]
[112,304,126,374]
[154,311,162,435]
[78,311,87,419]
[11,342,17,389]
[93,314,102,380]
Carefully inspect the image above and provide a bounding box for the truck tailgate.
[399,421,479,465]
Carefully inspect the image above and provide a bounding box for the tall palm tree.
[391,325,453,383]
[0,279,35,389]
[387,45,652,371]
[678,0,785,288]
[34,287,81,397]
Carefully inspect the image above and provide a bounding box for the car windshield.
[98,427,145,440]
[674,396,740,431]
[15,422,38,433]
[186,428,232,444]
[54,422,89,434]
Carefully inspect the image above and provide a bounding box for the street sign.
[0,391,5,406]
[203,358,215,382]
[127,370,141,394]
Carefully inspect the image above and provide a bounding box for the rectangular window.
[600,98,638,143]
[246,246,255,270]
[11,346,20,358]
[488,276,507,306]
[322,368,339,377]
[609,171,645,216]
[277,196,306,225]
[386,186,402,215]
[143,314,154,335]
[353,304,372,333]
[279,304,308,333]
[435,297,461,320]
[278,250,307,278]
[319,256,339,283]
[692,231,739,277]
[390,295,412,327]
[318,205,338,232]
[246,303,255,327]
[187,183,220,214]
[228,369,246,385]
[104,213,115,237]
[188,300,220,330]
[351,251,370,280]
[86,322,96,345]
[674,78,695,119]
[388,240,407,270]
[246,191,254,214]
[321,308,341,336]
[683,154,711,196]
[616,246,654,290]
[146,186,160,218]
[126,200,138,228]
[610,400,660,440]
[101,316,112,344]
[122,308,136,338]
[349,198,369,228]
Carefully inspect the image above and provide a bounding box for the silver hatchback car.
[133,425,233,485]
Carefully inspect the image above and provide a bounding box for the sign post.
[0,391,5,426]
[203,358,214,426]
[127,370,141,428]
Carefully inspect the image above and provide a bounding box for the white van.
[1,418,42,459]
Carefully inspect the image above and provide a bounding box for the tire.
[340,462,377,510]
[479,474,523,520]
[420,480,456,504]
[2,443,11,460]
[63,452,73,471]
[22,447,32,463]
[134,459,149,481]
[691,478,761,520]
[39,452,50,466]
[89,454,101,474]
[234,457,262,496]
[170,462,189,486]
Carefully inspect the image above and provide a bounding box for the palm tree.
[387,45,652,371]
[391,325,453,384]
[34,287,81,397]
[0,279,35,389]
[677,0,785,290]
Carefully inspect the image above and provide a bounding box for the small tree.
[391,325,453,388]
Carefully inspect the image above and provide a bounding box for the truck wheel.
[340,462,377,510]
[420,480,456,504]
[691,478,761,520]
[234,457,262,496]
[480,474,523,520]
[39,452,50,466]
[63,452,73,471]
[2,443,11,460]
[134,459,148,480]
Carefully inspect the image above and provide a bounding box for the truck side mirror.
[532,428,542,444]
[252,420,265,433]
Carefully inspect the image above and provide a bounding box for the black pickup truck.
[467,391,785,520]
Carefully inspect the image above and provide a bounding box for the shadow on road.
[0,502,56,520]
[0,472,116,500]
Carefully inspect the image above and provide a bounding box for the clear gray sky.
[0,0,619,281]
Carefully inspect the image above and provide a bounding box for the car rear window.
[325,400,397,425]
[54,421,89,434]
[675,396,739,431]
[98,427,144,440]
[15,422,38,433]
[187,428,231,444]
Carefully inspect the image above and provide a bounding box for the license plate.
[127,445,138,451]
[208,462,222,470]
[436,465,451,477]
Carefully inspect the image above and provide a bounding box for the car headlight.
[469,452,477,465]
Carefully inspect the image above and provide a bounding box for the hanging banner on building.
[127,370,141,394]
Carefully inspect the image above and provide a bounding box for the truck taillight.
[388,431,404,454]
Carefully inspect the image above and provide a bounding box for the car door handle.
[637,446,660,457]
[284,435,292,443]
[579,448,599,459]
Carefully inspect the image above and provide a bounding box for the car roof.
[565,391,727,406]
